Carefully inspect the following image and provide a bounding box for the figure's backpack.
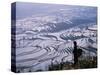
[77,49,83,57]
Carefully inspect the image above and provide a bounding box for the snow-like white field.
[12,21,97,72]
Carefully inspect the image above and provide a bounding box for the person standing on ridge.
[73,41,78,66]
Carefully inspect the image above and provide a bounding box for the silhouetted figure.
[73,41,83,67]
[73,41,78,66]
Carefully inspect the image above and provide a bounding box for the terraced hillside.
[11,23,97,72]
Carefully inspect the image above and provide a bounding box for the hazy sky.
[15,2,97,20]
